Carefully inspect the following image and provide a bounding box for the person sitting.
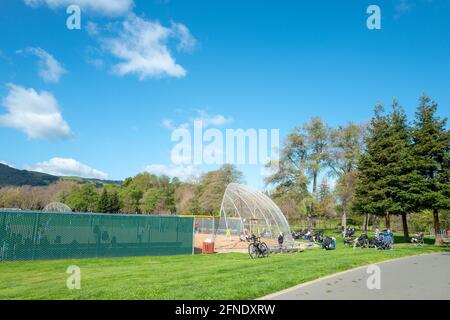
[378,229,394,249]
[304,230,312,241]
[348,228,355,237]
[411,232,424,246]
[388,229,394,238]
[314,231,324,243]
[374,226,380,240]
[344,227,355,238]
[384,229,394,241]
[322,236,336,250]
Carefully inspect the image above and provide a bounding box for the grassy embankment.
[0,234,447,300]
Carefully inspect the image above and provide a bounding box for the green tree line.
[0,164,243,216]
[266,94,449,244]
[0,95,448,244]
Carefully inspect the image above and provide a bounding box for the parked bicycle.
[248,234,269,259]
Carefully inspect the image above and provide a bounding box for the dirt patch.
[194,232,295,254]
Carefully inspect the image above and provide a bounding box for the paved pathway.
[262,253,450,300]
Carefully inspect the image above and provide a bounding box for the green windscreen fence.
[0,211,194,262]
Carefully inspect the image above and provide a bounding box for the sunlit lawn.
[0,239,447,300]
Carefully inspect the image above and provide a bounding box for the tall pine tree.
[383,99,414,239]
[354,99,419,239]
[353,104,390,226]
[108,191,121,213]
[411,95,450,245]
[97,188,109,213]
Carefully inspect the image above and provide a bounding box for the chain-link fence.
[193,216,243,235]
[0,211,194,262]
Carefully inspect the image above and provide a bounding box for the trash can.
[202,239,215,254]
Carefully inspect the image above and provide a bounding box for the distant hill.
[0,163,59,186]
[0,163,122,187]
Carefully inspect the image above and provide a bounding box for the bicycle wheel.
[260,242,270,258]
[248,243,257,259]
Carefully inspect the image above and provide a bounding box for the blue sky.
[0,0,449,189]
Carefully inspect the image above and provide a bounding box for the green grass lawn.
[1,238,447,300]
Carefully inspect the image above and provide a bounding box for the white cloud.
[171,22,197,52]
[86,57,104,69]
[0,160,15,168]
[194,110,233,127]
[394,0,415,18]
[99,14,196,79]
[162,119,175,130]
[0,83,72,139]
[85,45,105,69]
[26,157,108,179]
[86,21,100,36]
[24,0,134,16]
[19,47,66,83]
[144,164,201,181]
[162,110,233,131]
